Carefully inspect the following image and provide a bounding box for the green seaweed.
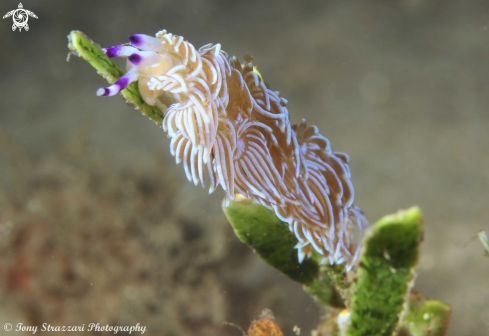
[398,292,451,336]
[223,197,345,308]
[223,197,318,284]
[347,207,423,336]
[67,30,165,125]
[304,267,345,308]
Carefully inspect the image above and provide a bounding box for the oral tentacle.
[96,67,139,96]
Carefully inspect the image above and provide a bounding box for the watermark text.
[3,322,147,334]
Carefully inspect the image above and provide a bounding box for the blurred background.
[1,0,489,335]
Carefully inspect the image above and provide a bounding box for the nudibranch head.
[97,32,188,106]
[96,30,368,270]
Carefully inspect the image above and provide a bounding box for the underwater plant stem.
[398,292,451,336]
[67,31,164,126]
[223,197,345,308]
[347,207,423,336]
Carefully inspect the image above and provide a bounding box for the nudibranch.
[96,30,368,270]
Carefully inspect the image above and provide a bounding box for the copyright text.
[3,323,147,334]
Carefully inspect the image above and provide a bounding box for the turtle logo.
[3,3,37,32]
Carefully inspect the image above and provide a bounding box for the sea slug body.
[96,30,368,270]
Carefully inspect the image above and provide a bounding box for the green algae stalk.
[347,207,423,336]
[67,31,165,126]
[223,197,317,283]
[223,197,344,308]
[398,292,451,336]
[304,266,345,308]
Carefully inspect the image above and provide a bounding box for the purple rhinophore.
[96,88,110,96]
[128,34,142,46]
[116,76,129,89]
[96,84,119,97]
[96,67,139,97]
[128,34,163,52]
[103,46,138,58]
[127,51,161,67]
[128,53,142,65]
[103,46,119,58]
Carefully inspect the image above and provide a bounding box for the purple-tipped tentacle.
[128,51,162,67]
[129,34,163,52]
[103,46,139,58]
[96,67,139,97]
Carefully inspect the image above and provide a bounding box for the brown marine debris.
[95,30,368,270]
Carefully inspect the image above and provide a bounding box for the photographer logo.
[3,3,37,32]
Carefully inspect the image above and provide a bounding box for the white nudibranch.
[96,30,368,270]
